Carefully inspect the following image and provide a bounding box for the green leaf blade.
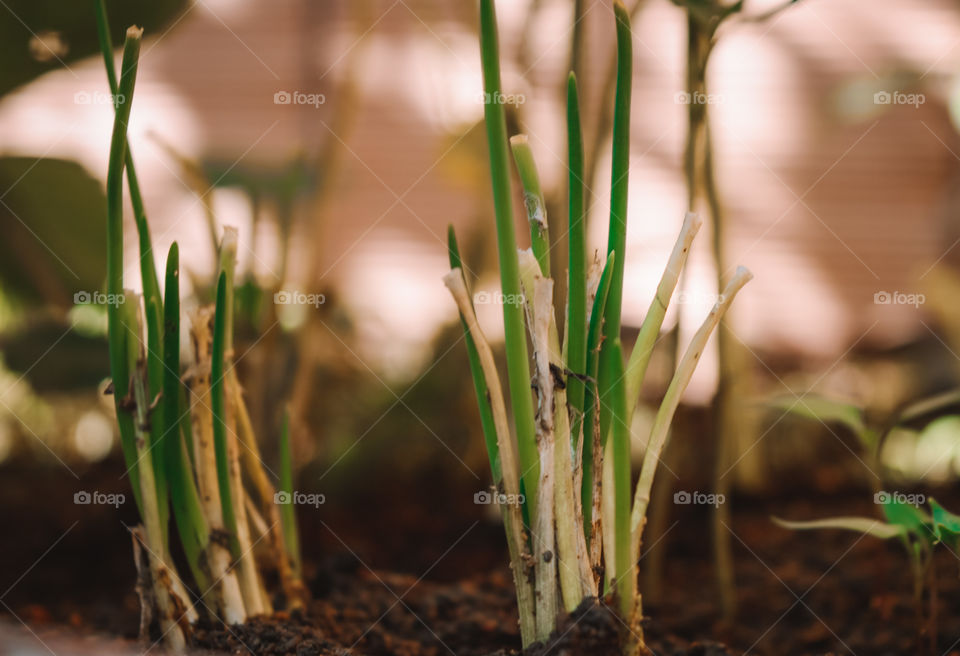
[930,498,960,548]
[145,296,168,545]
[93,4,162,324]
[211,271,239,558]
[608,339,634,617]
[566,72,587,457]
[161,242,210,590]
[773,516,905,540]
[581,251,615,538]
[448,226,502,484]
[596,2,632,482]
[479,0,538,518]
[509,135,550,278]
[105,27,143,514]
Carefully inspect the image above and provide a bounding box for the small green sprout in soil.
[97,5,305,649]
[775,496,960,653]
[444,1,753,653]
[769,387,960,652]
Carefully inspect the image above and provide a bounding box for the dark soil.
[2,458,960,655]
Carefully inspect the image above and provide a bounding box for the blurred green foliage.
[0,0,187,392]
[0,157,108,306]
[0,0,186,96]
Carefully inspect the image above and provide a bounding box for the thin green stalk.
[479,0,539,518]
[95,5,168,534]
[94,0,118,93]
[623,212,702,410]
[188,303,246,623]
[596,8,633,598]
[630,267,753,558]
[179,384,196,472]
[448,227,502,483]
[566,73,587,459]
[124,298,188,649]
[94,0,162,340]
[106,26,143,513]
[510,136,550,278]
[569,0,587,83]
[127,164,161,310]
[443,268,536,646]
[583,0,645,232]
[162,243,211,592]
[601,438,617,596]
[145,297,169,547]
[279,410,302,577]
[581,252,615,544]
[608,340,636,624]
[211,272,240,558]
[597,1,632,457]
[118,291,139,451]
[603,0,632,335]
[218,227,238,353]
[213,268,268,615]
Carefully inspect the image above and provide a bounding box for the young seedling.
[775,496,960,652]
[98,11,305,649]
[445,1,753,652]
[769,388,960,651]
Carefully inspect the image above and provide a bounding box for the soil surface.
[2,459,959,655]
